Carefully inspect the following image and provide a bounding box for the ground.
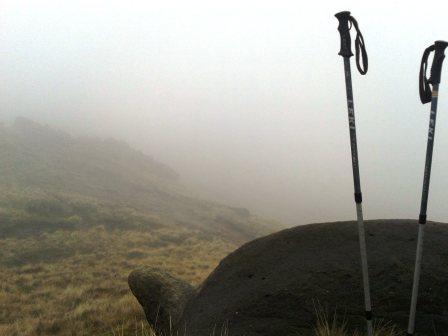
[0,224,236,336]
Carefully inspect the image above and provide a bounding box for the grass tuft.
[313,307,405,336]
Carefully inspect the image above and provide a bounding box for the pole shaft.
[419,84,439,221]
[408,84,439,335]
[343,58,362,200]
[343,57,373,336]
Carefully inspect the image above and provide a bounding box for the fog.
[2,0,448,225]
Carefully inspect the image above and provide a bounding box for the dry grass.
[314,309,347,336]
[0,226,236,336]
[313,308,404,336]
[107,322,157,336]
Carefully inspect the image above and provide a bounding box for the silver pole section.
[407,223,426,335]
[356,203,373,335]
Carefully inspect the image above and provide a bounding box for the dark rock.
[128,267,195,335]
[179,220,448,335]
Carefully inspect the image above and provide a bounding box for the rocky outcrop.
[132,220,448,335]
[128,267,195,335]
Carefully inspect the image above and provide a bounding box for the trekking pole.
[407,40,448,336]
[335,11,373,336]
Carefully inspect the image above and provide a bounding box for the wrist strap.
[350,16,368,75]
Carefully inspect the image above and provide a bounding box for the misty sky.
[2,0,448,225]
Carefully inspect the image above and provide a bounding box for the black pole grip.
[429,40,448,84]
[335,11,353,57]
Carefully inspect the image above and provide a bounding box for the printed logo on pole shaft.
[429,110,436,140]
[348,100,355,130]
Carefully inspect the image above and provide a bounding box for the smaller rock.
[128,267,195,335]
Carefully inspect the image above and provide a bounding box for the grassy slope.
[0,118,275,241]
[1,225,235,336]
[0,118,279,336]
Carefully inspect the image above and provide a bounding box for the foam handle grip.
[429,40,448,84]
[335,11,353,57]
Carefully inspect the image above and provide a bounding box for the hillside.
[0,118,276,241]
[0,118,279,336]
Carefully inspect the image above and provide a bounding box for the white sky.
[2,0,448,225]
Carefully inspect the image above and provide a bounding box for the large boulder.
[178,220,448,335]
[128,267,195,335]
